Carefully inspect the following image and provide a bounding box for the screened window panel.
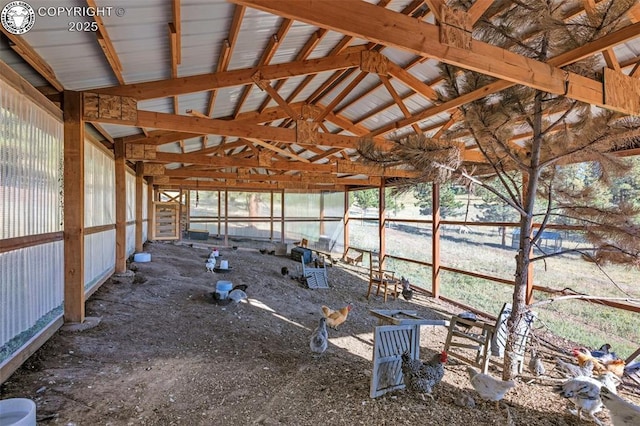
[84,230,115,292]
[1,79,63,238]
[84,141,114,228]
[0,241,64,360]
[126,172,135,222]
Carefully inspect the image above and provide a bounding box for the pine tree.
[359,0,640,379]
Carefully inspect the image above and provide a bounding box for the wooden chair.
[366,252,399,302]
[443,303,536,374]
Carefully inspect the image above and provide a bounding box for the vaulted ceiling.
[2,0,640,192]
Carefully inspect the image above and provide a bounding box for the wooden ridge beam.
[91,51,362,100]
[232,0,633,114]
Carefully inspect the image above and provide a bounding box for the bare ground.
[1,240,639,425]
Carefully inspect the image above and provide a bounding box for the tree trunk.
[502,90,544,381]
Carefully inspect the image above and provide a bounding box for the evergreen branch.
[531,179,555,247]
[540,101,577,137]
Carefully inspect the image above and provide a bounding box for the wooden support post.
[146,177,155,241]
[343,189,350,259]
[280,189,285,244]
[114,139,127,273]
[63,90,85,324]
[217,190,221,237]
[319,191,326,237]
[135,162,144,252]
[269,191,274,241]
[378,181,386,271]
[432,182,441,298]
[224,190,229,246]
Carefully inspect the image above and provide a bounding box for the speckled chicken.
[401,350,447,401]
[309,317,328,355]
[555,376,604,426]
[466,366,516,408]
[556,357,594,378]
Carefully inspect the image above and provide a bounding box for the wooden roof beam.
[257,28,328,113]
[1,30,64,91]
[232,0,629,114]
[92,51,363,100]
[315,71,368,123]
[380,75,422,134]
[369,21,640,137]
[467,0,493,25]
[87,0,124,84]
[171,0,182,64]
[583,0,620,72]
[87,110,394,151]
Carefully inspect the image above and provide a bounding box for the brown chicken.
[573,347,625,377]
[401,350,447,401]
[321,303,352,329]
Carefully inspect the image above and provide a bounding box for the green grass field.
[350,221,640,359]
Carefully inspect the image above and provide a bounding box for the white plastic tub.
[133,252,151,263]
[0,398,36,426]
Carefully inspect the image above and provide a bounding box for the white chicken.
[600,386,640,426]
[466,366,516,409]
[555,376,604,426]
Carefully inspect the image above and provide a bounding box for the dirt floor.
[1,240,639,425]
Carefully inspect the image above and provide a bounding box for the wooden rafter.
[231,0,632,114]
[232,19,292,118]
[380,75,422,134]
[1,29,64,91]
[467,0,493,25]
[583,0,620,71]
[368,21,640,137]
[86,0,124,84]
[92,51,363,99]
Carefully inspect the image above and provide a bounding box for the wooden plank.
[231,0,620,112]
[604,68,640,116]
[1,28,64,91]
[0,232,63,254]
[387,62,439,101]
[63,91,85,323]
[91,51,363,99]
[114,140,127,273]
[0,316,63,384]
[0,61,62,120]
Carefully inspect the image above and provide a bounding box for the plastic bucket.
[219,260,229,269]
[0,398,36,426]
